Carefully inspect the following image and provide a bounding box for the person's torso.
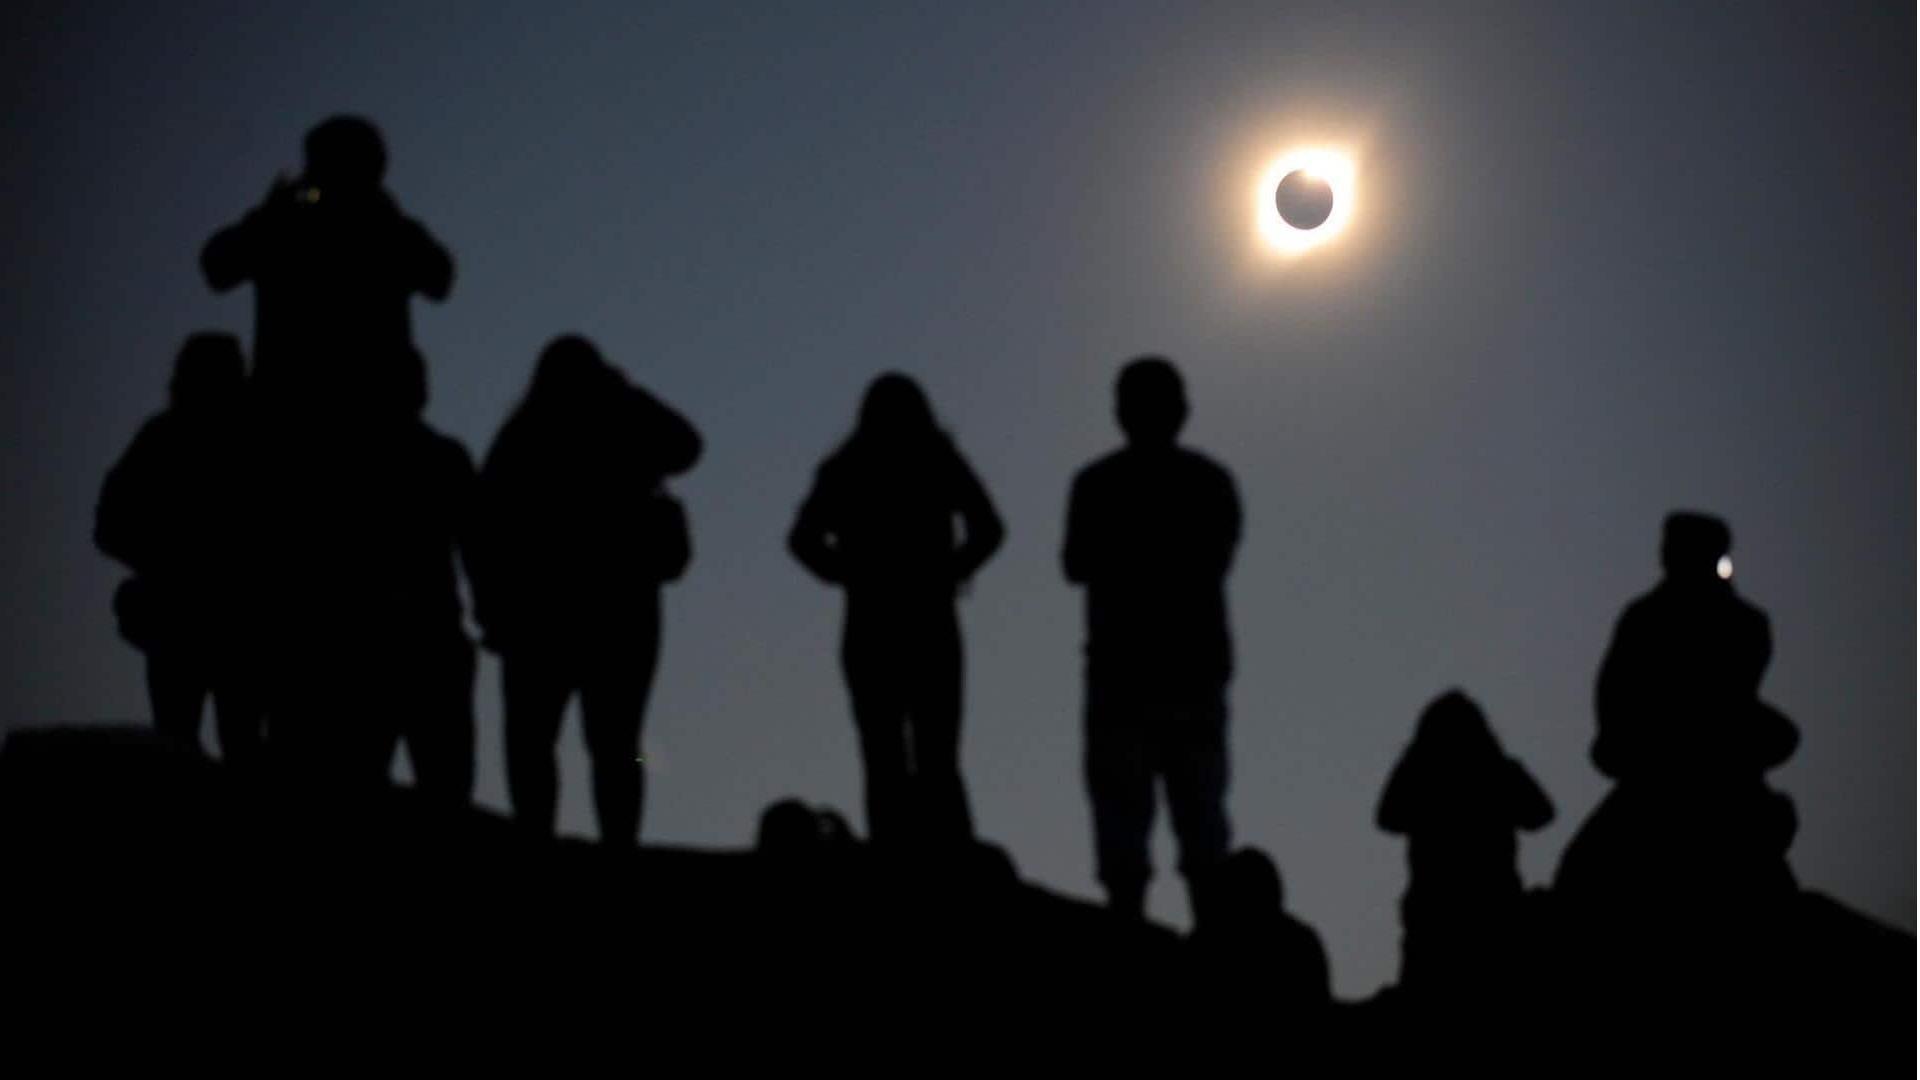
[1077,449,1235,682]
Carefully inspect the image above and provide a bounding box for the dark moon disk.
[1275,169,1335,229]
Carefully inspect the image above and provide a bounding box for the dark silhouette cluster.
[50,116,1911,1057]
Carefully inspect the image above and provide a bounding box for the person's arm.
[1206,465,1243,581]
[461,436,513,647]
[95,423,158,570]
[1305,928,1333,1004]
[202,176,292,291]
[787,475,844,585]
[201,216,258,293]
[1375,748,1428,835]
[633,387,703,478]
[950,454,1004,585]
[1507,758,1555,831]
[445,438,480,613]
[1062,470,1094,585]
[404,217,455,302]
[1590,610,1638,778]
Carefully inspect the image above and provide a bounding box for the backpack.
[644,491,691,583]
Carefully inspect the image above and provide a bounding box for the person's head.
[303,115,387,194]
[1414,689,1498,757]
[1206,847,1285,931]
[756,798,820,854]
[756,798,857,855]
[170,332,246,410]
[526,334,613,406]
[854,372,938,444]
[1661,511,1732,581]
[395,345,429,415]
[1115,356,1187,447]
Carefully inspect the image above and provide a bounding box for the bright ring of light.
[1257,148,1356,256]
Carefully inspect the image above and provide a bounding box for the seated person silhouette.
[1187,847,1331,1013]
[256,346,476,800]
[789,374,1004,851]
[1376,690,1552,992]
[1558,512,1798,903]
[95,332,263,762]
[467,336,701,845]
[1064,356,1240,920]
[1593,511,1795,782]
[201,115,453,413]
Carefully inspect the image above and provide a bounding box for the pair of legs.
[1084,676,1231,919]
[502,630,660,846]
[259,633,475,800]
[146,649,263,764]
[843,607,974,850]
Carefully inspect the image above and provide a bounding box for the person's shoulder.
[1617,585,1667,622]
[1281,910,1328,953]
[385,198,440,240]
[122,411,182,454]
[1175,446,1234,481]
[1073,448,1129,486]
[137,411,177,439]
[1173,447,1238,502]
[412,422,475,475]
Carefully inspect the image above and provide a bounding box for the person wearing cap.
[1592,511,1783,781]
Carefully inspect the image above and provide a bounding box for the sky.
[1,1,1911,997]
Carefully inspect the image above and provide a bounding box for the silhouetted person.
[1593,512,1794,781]
[257,346,476,801]
[201,115,452,413]
[96,332,264,762]
[1064,357,1240,919]
[757,798,857,857]
[1558,512,1798,903]
[1188,848,1331,1014]
[1377,690,1552,992]
[789,374,1003,851]
[468,336,700,845]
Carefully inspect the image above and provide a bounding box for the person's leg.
[580,631,659,848]
[209,668,265,767]
[1161,685,1232,925]
[502,652,572,836]
[1085,675,1155,917]
[353,655,407,790]
[147,652,209,750]
[846,637,910,850]
[408,635,476,807]
[909,611,974,847]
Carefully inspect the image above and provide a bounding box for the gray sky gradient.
[2,1,1911,997]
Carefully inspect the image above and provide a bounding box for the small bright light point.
[1717,556,1733,580]
[1257,148,1356,256]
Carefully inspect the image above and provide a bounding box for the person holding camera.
[200,114,453,416]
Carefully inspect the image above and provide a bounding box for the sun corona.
[1256,148,1356,256]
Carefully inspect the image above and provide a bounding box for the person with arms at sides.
[1064,356,1241,922]
[789,373,1003,853]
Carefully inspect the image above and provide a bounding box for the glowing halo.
[1256,148,1356,256]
